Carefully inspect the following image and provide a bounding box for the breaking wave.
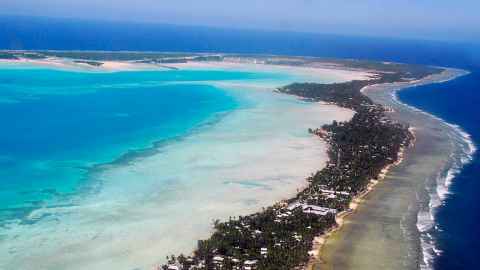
[390,71,476,270]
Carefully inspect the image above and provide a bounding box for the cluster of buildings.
[286,202,338,216]
[161,70,415,270]
[164,257,259,270]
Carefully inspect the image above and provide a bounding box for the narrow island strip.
[0,51,449,270]
[159,62,442,270]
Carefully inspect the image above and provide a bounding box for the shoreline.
[0,54,360,270]
[315,68,474,270]
[0,57,169,72]
[0,51,468,270]
[0,55,374,83]
[376,68,475,270]
[159,57,423,269]
[305,142,410,270]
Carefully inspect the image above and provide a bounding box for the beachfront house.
[287,202,337,216]
[243,260,258,270]
[213,256,224,269]
[260,247,268,257]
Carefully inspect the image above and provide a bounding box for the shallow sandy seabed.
[0,58,370,270]
[1,57,376,80]
[171,61,373,82]
[0,58,164,72]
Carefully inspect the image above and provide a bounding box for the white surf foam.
[388,71,476,270]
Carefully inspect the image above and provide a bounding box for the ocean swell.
[390,72,476,270]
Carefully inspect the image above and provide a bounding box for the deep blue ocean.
[398,73,480,270]
[1,15,479,270]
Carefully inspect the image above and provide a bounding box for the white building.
[287,202,337,216]
[244,260,258,270]
[260,247,268,257]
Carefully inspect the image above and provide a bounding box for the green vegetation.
[0,52,19,60]
[0,50,441,269]
[39,51,196,61]
[0,51,47,60]
[159,68,432,270]
[73,60,104,66]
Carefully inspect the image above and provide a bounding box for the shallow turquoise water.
[0,66,285,224]
[0,63,355,270]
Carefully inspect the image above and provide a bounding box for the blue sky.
[1,0,479,42]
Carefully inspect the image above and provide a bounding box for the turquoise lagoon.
[0,63,354,270]
[0,67,264,223]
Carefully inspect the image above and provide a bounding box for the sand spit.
[0,57,165,72]
[170,61,374,82]
[0,57,375,82]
